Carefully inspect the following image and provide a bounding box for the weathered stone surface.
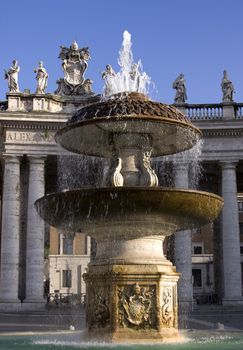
[220,161,242,304]
[0,156,21,305]
[25,157,46,306]
[69,92,192,124]
[83,263,179,342]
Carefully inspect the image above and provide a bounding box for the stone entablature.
[0,96,243,161]
[0,92,100,156]
[5,130,55,144]
[6,92,100,114]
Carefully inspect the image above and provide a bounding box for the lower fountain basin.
[1,331,243,350]
[35,187,223,239]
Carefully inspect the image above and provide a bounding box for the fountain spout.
[102,30,151,97]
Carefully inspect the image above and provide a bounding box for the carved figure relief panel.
[117,283,157,330]
[86,285,110,329]
[160,285,177,328]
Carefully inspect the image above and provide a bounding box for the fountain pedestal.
[35,92,223,343]
[84,261,180,342]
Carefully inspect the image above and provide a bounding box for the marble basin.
[35,187,223,240]
[56,93,202,157]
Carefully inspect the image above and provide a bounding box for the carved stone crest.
[55,40,93,96]
[118,283,156,329]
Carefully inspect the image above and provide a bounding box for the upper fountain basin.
[35,187,223,240]
[56,93,202,157]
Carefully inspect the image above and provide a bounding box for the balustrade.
[185,104,223,120]
[235,104,243,118]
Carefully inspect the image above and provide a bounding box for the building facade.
[0,42,243,311]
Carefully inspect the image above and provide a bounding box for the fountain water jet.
[35,32,223,343]
[102,30,151,97]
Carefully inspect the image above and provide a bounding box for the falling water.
[153,136,203,189]
[57,149,105,191]
[102,30,151,97]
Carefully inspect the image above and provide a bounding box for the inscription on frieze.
[5,131,55,144]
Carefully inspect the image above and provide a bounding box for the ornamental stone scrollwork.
[161,287,174,327]
[87,287,110,328]
[55,40,94,96]
[110,156,124,187]
[118,283,156,329]
[138,151,158,187]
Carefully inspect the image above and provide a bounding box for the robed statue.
[221,70,234,102]
[172,73,187,104]
[102,64,116,96]
[34,61,48,94]
[55,40,93,96]
[4,60,20,93]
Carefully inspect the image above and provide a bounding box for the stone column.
[24,156,46,309]
[59,233,64,254]
[86,235,91,255]
[220,161,243,304]
[0,155,21,309]
[174,163,193,313]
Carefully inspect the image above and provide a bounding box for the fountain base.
[84,263,180,343]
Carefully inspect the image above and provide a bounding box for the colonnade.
[174,160,243,309]
[0,155,46,310]
[0,155,242,310]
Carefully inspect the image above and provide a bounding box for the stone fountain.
[35,32,223,343]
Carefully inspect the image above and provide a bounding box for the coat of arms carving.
[118,283,156,329]
[55,40,93,96]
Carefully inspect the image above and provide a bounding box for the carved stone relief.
[161,287,174,328]
[55,41,93,96]
[118,283,156,329]
[87,286,110,328]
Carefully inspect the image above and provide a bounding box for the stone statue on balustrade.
[34,61,48,94]
[102,64,116,96]
[129,63,141,92]
[221,70,234,102]
[55,40,94,96]
[4,60,20,93]
[172,73,187,104]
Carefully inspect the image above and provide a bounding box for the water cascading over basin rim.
[55,92,202,157]
[35,187,223,238]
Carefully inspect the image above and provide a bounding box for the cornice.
[0,120,65,131]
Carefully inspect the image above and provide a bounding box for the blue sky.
[1,0,243,103]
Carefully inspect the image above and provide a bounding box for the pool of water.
[1,332,243,350]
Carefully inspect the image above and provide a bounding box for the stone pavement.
[0,305,243,335]
[0,307,86,334]
[187,305,243,331]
